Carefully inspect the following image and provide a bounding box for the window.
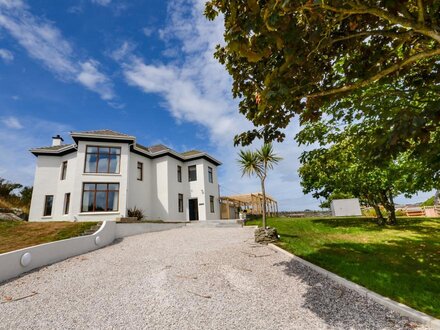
[61,161,68,180]
[177,165,182,182]
[210,195,215,213]
[84,146,121,174]
[188,165,197,182]
[178,193,183,213]
[137,162,143,181]
[208,167,213,183]
[43,195,53,216]
[82,183,119,212]
[64,193,70,215]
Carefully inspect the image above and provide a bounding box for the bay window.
[82,183,119,212]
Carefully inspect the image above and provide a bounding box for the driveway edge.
[267,243,440,329]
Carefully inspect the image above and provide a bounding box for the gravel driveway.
[0,226,425,329]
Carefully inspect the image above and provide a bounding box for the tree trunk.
[387,190,397,225]
[260,178,267,229]
[372,203,386,225]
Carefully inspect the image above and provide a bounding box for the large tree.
[205,0,440,146]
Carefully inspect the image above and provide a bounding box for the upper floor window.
[43,195,53,216]
[177,165,182,182]
[188,165,197,182]
[81,183,119,212]
[84,146,121,174]
[208,167,213,183]
[137,162,143,181]
[61,161,68,180]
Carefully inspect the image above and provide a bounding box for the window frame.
[137,162,143,181]
[63,193,70,215]
[188,165,197,182]
[208,166,213,183]
[43,195,53,216]
[177,165,182,182]
[178,193,184,213]
[209,195,215,213]
[84,145,121,174]
[61,161,68,180]
[81,183,120,213]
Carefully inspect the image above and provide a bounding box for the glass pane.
[110,147,121,154]
[84,183,96,190]
[108,183,119,191]
[96,183,107,191]
[87,146,98,153]
[95,191,107,211]
[85,154,97,173]
[44,196,53,216]
[189,166,197,181]
[97,153,109,173]
[108,191,118,211]
[82,191,94,212]
[109,154,120,173]
[99,147,110,154]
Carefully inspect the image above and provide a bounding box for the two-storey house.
[28,130,221,222]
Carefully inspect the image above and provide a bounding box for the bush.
[127,207,144,220]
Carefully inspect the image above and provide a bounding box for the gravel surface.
[0,226,427,329]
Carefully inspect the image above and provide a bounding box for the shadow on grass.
[311,217,439,235]
[274,237,440,321]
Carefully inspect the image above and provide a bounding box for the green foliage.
[237,143,281,227]
[127,206,145,220]
[19,186,33,208]
[246,216,440,318]
[0,177,22,198]
[422,196,435,206]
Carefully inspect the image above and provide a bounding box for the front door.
[189,198,199,221]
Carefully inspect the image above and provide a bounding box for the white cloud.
[91,0,111,6]
[0,48,14,62]
[142,27,154,37]
[0,1,115,100]
[77,60,114,100]
[117,0,315,210]
[2,116,23,129]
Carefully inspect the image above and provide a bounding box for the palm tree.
[238,144,282,229]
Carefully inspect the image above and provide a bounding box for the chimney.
[52,134,64,146]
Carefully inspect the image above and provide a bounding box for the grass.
[0,220,98,254]
[246,216,440,318]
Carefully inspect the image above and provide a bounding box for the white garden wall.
[0,221,186,284]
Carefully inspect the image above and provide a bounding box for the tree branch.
[306,48,440,99]
[417,0,425,24]
[307,3,440,43]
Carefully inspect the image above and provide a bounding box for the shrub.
[127,207,144,220]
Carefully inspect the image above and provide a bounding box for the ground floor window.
[210,195,215,213]
[44,195,53,216]
[64,193,70,215]
[178,193,183,212]
[82,183,119,212]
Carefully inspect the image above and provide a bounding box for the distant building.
[29,130,221,222]
[330,198,362,217]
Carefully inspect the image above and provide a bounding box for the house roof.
[31,129,222,166]
[181,150,203,156]
[30,144,76,155]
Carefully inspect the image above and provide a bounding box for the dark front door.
[189,198,199,221]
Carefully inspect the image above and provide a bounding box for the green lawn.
[0,220,98,254]
[246,217,440,318]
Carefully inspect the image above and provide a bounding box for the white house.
[29,130,221,222]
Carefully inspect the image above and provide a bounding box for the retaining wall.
[0,221,185,284]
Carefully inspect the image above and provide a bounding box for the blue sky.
[0,0,433,210]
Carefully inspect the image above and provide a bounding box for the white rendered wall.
[165,157,188,221]
[127,153,153,219]
[330,198,362,217]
